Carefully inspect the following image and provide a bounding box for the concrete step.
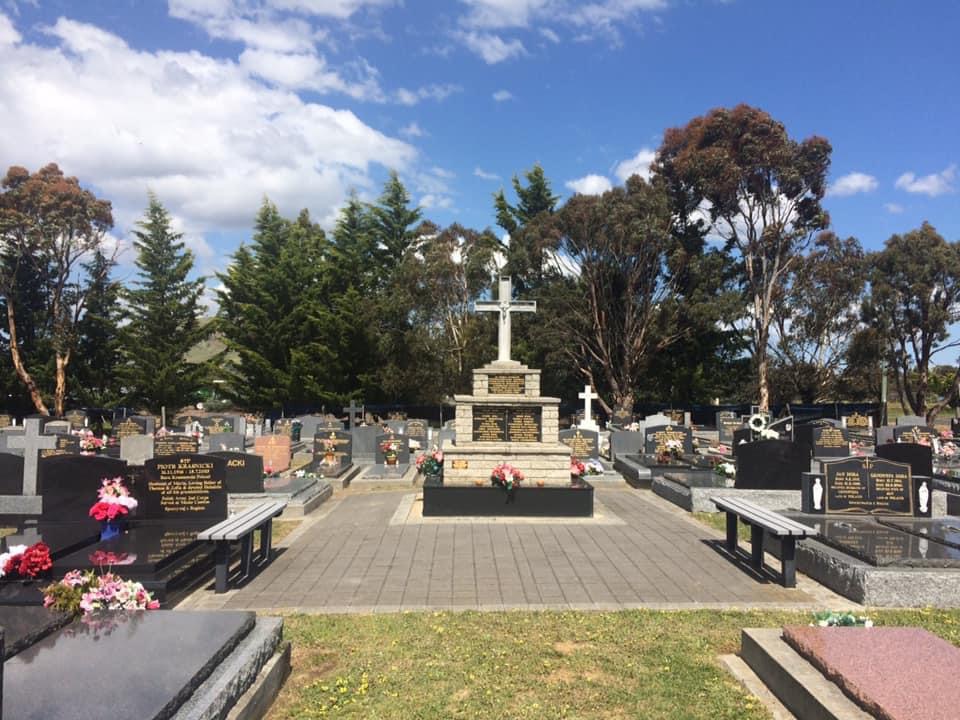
[739,628,871,720]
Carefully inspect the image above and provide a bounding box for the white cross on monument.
[8,418,57,496]
[475,277,537,363]
[578,385,600,432]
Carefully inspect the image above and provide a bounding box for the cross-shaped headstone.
[8,418,57,495]
[475,276,537,363]
[578,384,600,431]
[343,400,364,430]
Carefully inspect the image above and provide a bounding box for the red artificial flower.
[89,501,130,522]
[6,542,52,578]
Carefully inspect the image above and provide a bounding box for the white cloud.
[474,167,500,181]
[895,164,957,197]
[394,83,461,106]
[456,30,526,63]
[492,88,513,101]
[613,148,655,182]
[239,48,385,100]
[460,0,551,29]
[419,193,454,210]
[266,0,396,20]
[399,122,426,137]
[539,27,560,43]
[0,12,20,45]
[827,171,878,197]
[565,174,612,195]
[884,202,904,214]
[0,14,415,239]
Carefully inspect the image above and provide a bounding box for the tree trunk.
[6,298,49,415]
[55,353,69,417]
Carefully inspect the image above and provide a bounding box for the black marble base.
[2,610,255,720]
[878,518,960,551]
[0,605,71,659]
[422,480,594,517]
[784,513,960,567]
[2,520,102,558]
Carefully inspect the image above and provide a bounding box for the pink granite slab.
[783,625,960,720]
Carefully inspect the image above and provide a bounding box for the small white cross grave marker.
[474,277,536,363]
[577,384,600,432]
[7,418,57,496]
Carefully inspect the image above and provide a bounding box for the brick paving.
[179,489,846,612]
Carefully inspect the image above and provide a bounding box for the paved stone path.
[181,489,846,612]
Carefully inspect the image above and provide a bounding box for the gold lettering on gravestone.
[507,409,541,442]
[148,458,222,514]
[651,426,686,455]
[452,459,468,469]
[563,430,595,457]
[817,427,848,449]
[488,374,525,395]
[115,418,144,438]
[148,529,198,563]
[846,412,869,428]
[473,408,506,442]
[155,437,198,455]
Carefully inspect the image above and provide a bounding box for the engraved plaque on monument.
[141,454,227,520]
[559,428,599,458]
[154,435,200,457]
[488,374,525,395]
[801,456,927,516]
[114,417,147,439]
[472,407,507,442]
[507,407,541,442]
[39,434,81,458]
[813,426,851,458]
[644,424,694,455]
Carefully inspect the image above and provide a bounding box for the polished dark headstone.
[609,430,643,460]
[312,430,352,477]
[154,435,200,457]
[812,426,851,458]
[787,514,960,567]
[38,454,129,521]
[374,433,410,466]
[559,428,600,459]
[716,414,742,444]
[3,520,101,558]
[52,522,209,575]
[210,451,263,493]
[893,424,937,445]
[2,610,255,720]
[878,518,960,551]
[206,432,244,453]
[801,456,927,516]
[731,428,752,456]
[39,434,81,458]
[140,454,227,521]
[734,439,808,490]
[405,419,429,445]
[199,415,236,434]
[0,605,71,659]
[0,452,24,494]
[644,424,693,455]
[876,442,933,477]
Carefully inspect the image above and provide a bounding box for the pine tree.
[371,171,422,274]
[72,248,123,407]
[119,194,209,413]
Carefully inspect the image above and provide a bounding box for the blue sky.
[0,0,957,294]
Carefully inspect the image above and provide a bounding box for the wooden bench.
[198,501,287,593]
[710,496,817,588]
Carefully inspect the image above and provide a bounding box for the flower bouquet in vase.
[89,477,138,540]
[415,446,444,480]
[380,438,402,466]
[78,430,104,455]
[491,463,524,501]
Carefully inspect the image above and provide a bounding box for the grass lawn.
[692,512,752,542]
[268,609,960,719]
[254,520,301,547]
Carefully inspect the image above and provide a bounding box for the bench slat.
[710,496,817,537]
[198,501,287,541]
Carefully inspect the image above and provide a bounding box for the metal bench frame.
[198,500,287,593]
[710,496,817,588]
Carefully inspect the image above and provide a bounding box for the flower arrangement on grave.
[380,438,402,464]
[78,430,104,454]
[713,461,736,480]
[89,477,138,522]
[415,446,444,477]
[42,570,159,616]
[490,463,523,491]
[570,457,586,477]
[0,542,52,580]
[811,611,872,628]
[655,439,684,465]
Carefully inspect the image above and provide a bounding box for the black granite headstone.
[0,451,24,494]
[200,415,235,434]
[405,419,429,446]
[375,433,410,466]
[716,414,742,444]
[893,425,937,445]
[140,454,227,521]
[876,442,933,478]
[209,451,263,493]
[559,428,600,459]
[800,456,928,516]
[812,426,851,458]
[312,430,353,475]
[37,454,129,521]
[154,435,200,457]
[644,424,694,455]
[113,416,147,439]
[734,439,808,490]
[731,427,752,457]
[39,433,81,458]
